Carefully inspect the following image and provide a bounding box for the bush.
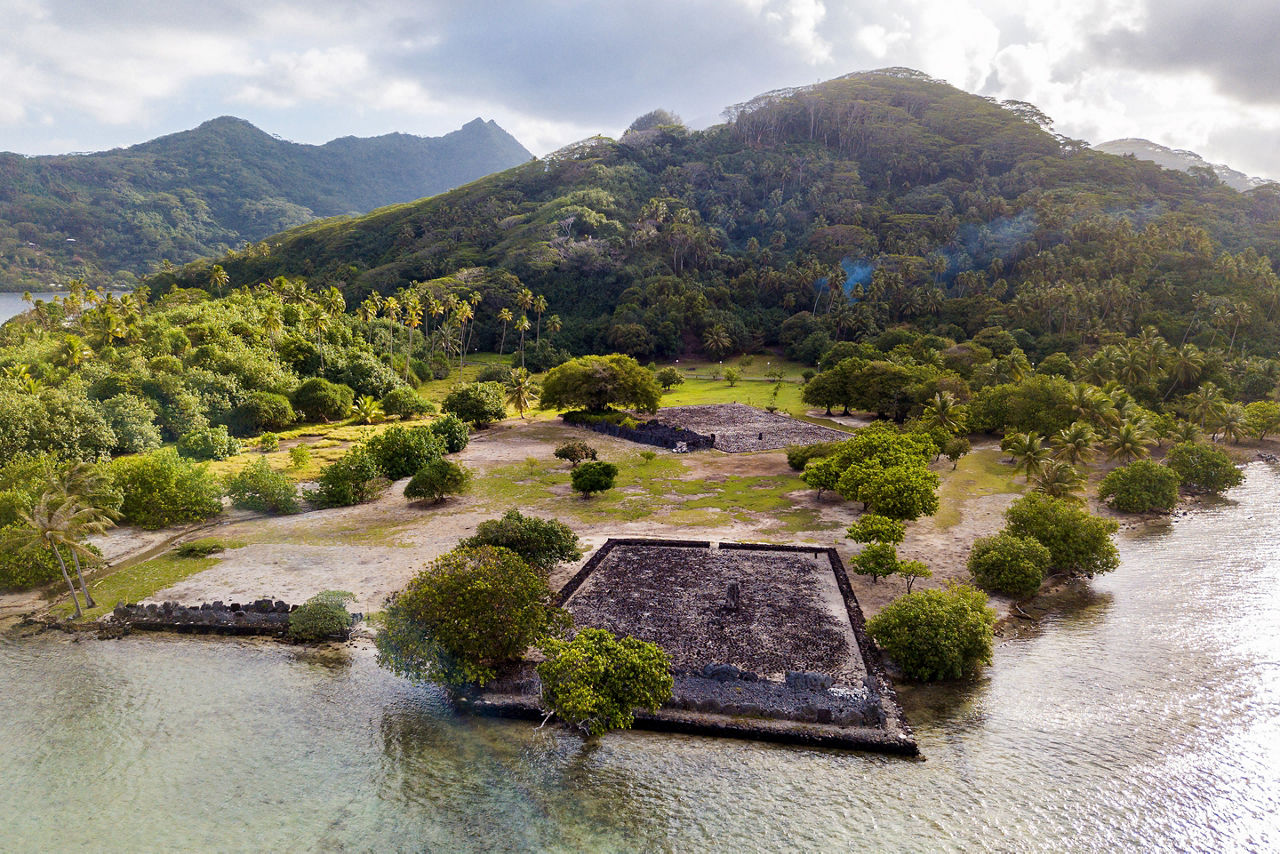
[177,425,241,461]
[518,340,571,373]
[375,546,568,689]
[288,590,356,642]
[442,382,507,428]
[1004,493,1119,576]
[1164,441,1244,495]
[225,391,295,437]
[292,378,354,423]
[225,459,300,514]
[967,533,1050,596]
[365,426,444,480]
[309,447,385,507]
[429,414,470,453]
[404,459,471,503]
[538,628,673,736]
[259,432,280,452]
[571,461,619,498]
[866,586,997,681]
[99,393,162,455]
[327,350,403,399]
[785,440,842,471]
[847,514,906,545]
[554,441,598,467]
[174,540,225,558]
[459,509,582,573]
[110,448,224,529]
[381,387,433,419]
[0,528,88,590]
[1098,459,1181,513]
[288,444,311,469]
[475,364,513,384]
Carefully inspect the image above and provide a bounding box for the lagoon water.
[0,292,63,325]
[3,467,1279,852]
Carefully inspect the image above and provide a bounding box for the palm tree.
[532,294,548,342]
[402,294,423,380]
[1051,421,1096,465]
[453,301,474,374]
[357,298,379,344]
[514,315,531,369]
[1031,460,1085,499]
[7,492,111,617]
[49,462,119,606]
[382,297,401,361]
[261,304,283,344]
[703,325,732,360]
[505,368,539,419]
[545,314,562,341]
[496,308,513,355]
[1217,403,1248,444]
[209,265,230,298]
[1169,420,1202,444]
[921,391,963,435]
[55,334,93,369]
[1103,421,1155,463]
[323,286,345,318]
[1163,344,1204,400]
[1003,432,1050,480]
[303,307,331,369]
[1186,382,1225,429]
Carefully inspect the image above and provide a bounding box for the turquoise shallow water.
[3,466,1279,853]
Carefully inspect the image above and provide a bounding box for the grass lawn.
[932,448,1023,530]
[51,538,242,620]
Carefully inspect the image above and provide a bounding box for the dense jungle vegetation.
[0,117,531,291]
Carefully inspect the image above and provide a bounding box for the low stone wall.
[112,599,299,636]
[562,414,715,452]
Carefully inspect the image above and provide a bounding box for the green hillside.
[181,68,1280,362]
[0,117,532,291]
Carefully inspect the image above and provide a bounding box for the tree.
[724,366,741,387]
[1002,432,1049,480]
[5,491,110,615]
[1102,420,1155,463]
[310,446,384,507]
[177,425,240,461]
[1245,400,1280,440]
[897,559,932,594]
[381,387,432,420]
[505,368,539,419]
[865,586,996,681]
[292,378,355,423]
[365,426,445,480]
[849,464,939,520]
[967,533,1050,596]
[1004,493,1119,576]
[109,449,223,529]
[375,546,568,689]
[1164,441,1244,495]
[1050,421,1095,466]
[654,366,685,391]
[554,441,598,467]
[846,513,905,544]
[459,510,582,573]
[538,628,673,736]
[226,391,295,437]
[540,354,662,414]
[571,461,619,498]
[225,458,300,514]
[1029,460,1085,499]
[404,459,471,503]
[852,542,901,582]
[428,414,470,453]
[442,382,507,428]
[1098,460,1181,513]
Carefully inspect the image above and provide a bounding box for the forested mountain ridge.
[1093,138,1272,192]
[0,117,532,291]
[177,68,1280,363]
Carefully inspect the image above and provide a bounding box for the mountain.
[172,68,1280,359]
[0,117,532,290]
[1093,138,1273,192]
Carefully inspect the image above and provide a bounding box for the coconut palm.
[7,491,112,617]
[496,308,513,355]
[1103,421,1155,463]
[532,294,548,342]
[381,297,401,361]
[1031,460,1085,499]
[402,294,423,380]
[505,368,539,419]
[545,314,562,341]
[48,462,119,606]
[1051,421,1096,465]
[1003,432,1050,480]
[921,391,964,435]
[1169,420,1202,444]
[1216,403,1248,444]
[209,264,230,298]
[514,315,531,369]
[1185,382,1225,429]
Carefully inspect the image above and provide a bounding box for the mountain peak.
[1094,137,1273,192]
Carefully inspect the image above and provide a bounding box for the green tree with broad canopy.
[540,354,661,413]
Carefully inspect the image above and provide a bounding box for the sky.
[4,0,1280,180]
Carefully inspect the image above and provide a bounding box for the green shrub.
[785,440,842,471]
[428,414,470,453]
[866,586,997,681]
[571,461,619,498]
[288,590,356,642]
[99,393,162,455]
[1164,441,1244,495]
[292,378,354,423]
[1004,493,1119,576]
[517,340,571,373]
[258,432,280,452]
[1098,459,1181,513]
[404,459,472,503]
[654,366,684,390]
[174,540,226,558]
[375,546,568,689]
[226,391,295,437]
[177,425,241,461]
[538,628,673,736]
[225,459,300,514]
[381,387,434,419]
[554,441,598,467]
[288,444,311,469]
[110,449,224,529]
[442,382,507,428]
[309,447,385,507]
[0,529,93,590]
[459,510,582,573]
[852,542,901,582]
[365,426,444,480]
[967,533,1050,596]
[475,364,513,384]
[846,513,906,545]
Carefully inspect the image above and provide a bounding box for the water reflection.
[3,466,1280,851]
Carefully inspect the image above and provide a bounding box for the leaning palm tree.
[49,462,120,606]
[505,368,539,419]
[8,492,110,617]
[1002,432,1050,480]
